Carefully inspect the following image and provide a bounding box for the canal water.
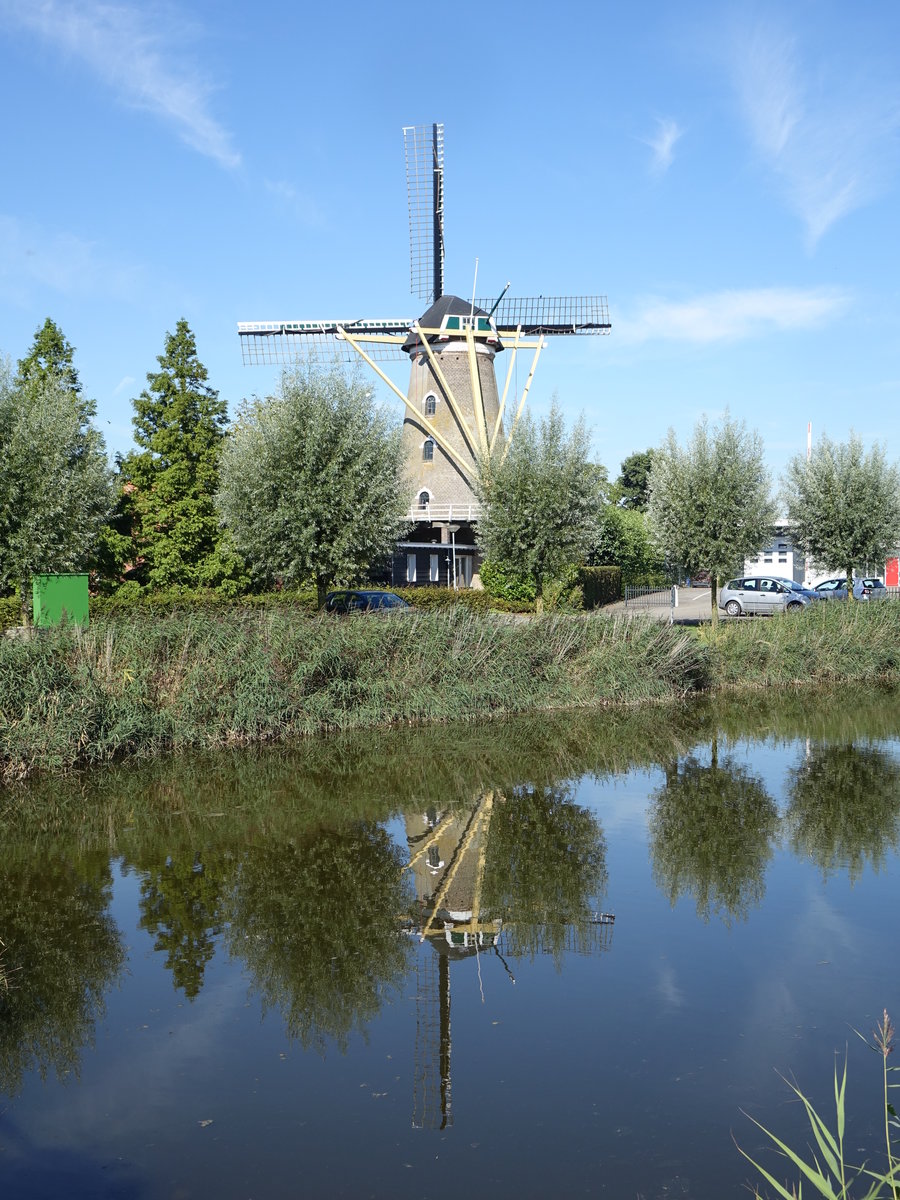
[1,689,899,1199]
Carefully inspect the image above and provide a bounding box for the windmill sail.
[404,123,444,302]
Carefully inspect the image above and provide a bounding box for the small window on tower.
[423,439,435,462]
[418,490,430,508]
[424,394,437,416]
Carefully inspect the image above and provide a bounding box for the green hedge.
[576,567,622,608]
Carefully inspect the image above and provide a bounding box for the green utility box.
[32,574,90,627]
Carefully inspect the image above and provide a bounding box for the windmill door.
[455,556,473,589]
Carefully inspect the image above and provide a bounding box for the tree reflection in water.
[135,850,228,1000]
[649,743,778,925]
[0,851,125,1096]
[785,742,900,881]
[226,825,414,1054]
[481,784,609,965]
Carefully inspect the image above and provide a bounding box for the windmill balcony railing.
[405,502,481,524]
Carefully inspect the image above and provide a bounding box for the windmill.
[238,123,610,587]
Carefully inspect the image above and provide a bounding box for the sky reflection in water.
[1,689,899,1199]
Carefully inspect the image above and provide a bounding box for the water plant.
[738,1010,900,1198]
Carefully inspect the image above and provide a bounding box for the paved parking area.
[604,587,715,625]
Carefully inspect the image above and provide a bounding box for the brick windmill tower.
[238,123,610,588]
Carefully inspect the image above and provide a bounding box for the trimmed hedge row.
[576,567,622,608]
[1,584,534,630]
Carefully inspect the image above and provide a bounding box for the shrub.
[576,567,622,608]
[480,559,537,603]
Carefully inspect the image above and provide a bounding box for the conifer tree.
[122,319,239,589]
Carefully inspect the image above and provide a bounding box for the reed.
[0,608,710,780]
[4,601,900,782]
[737,1010,900,1199]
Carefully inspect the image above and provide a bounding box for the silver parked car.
[813,576,888,601]
[719,576,818,617]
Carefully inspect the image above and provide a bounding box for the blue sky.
[1,0,898,485]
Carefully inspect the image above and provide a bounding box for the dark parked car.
[324,589,410,615]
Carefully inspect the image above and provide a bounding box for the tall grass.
[0,609,711,780]
[710,601,900,688]
[4,602,900,782]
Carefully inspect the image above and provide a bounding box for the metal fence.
[624,585,677,609]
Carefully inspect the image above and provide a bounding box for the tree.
[476,401,604,610]
[482,784,608,964]
[616,448,654,511]
[121,319,239,589]
[784,743,900,882]
[647,412,776,619]
[649,744,778,925]
[0,848,125,1095]
[16,317,86,406]
[588,504,665,582]
[782,433,900,598]
[227,826,412,1053]
[216,365,409,607]
[0,359,112,611]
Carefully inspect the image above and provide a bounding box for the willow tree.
[647,412,776,619]
[0,359,112,614]
[476,401,603,611]
[782,433,900,598]
[217,366,408,606]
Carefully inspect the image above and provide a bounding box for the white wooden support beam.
[337,326,474,482]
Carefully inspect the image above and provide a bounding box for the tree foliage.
[0,849,125,1096]
[16,317,85,405]
[482,784,608,964]
[227,826,412,1053]
[216,365,409,605]
[782,433,900,593]
[784,742,900,881]
[121,319,240,590]
[0,357,112,601]
[647,412,776,616]
[616,448,655,510]
[649,747,778,925]
[588,504,666,582]
[476,401,604,607]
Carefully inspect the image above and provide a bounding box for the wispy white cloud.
[616,286,850,345]
[643,117,684,174]
[0,214,140,304]
[0,0,239,168]
[730,21,900,247]
[264,180,327,229]
[113,374,135,395]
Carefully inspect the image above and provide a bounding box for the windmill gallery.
[238,123,611,590]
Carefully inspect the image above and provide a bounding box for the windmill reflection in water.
[401,793,615,1130]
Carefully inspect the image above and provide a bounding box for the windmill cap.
[403,294,502,355]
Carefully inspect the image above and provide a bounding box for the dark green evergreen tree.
[122,319,244,590]
[16,318,85,404]
[615,449,654,511]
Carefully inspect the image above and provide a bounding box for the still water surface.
[2,691,900,1199]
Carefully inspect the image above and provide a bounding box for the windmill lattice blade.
[476,296,611,335]
[238,320,410,365]
[404,123,444,302]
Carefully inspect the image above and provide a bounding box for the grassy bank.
[2,601,900,782]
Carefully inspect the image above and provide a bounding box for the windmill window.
[423,439,435,463]
[418,490,430,508]
[424,394,437,416]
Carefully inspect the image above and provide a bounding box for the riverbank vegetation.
[4,600,900,782]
